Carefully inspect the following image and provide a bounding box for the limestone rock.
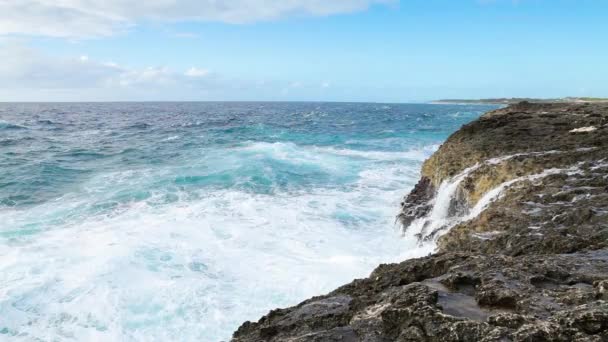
[233,103,608,341]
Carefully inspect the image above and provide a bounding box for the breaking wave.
[0,102,497,341]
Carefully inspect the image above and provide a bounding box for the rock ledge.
[233,102,608,342]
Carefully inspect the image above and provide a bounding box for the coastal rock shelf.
[232,102,608,342]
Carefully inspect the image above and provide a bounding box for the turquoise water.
[0,102,496,341]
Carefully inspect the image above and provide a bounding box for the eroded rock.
[232,103,608,342]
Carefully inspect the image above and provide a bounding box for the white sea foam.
[570,126,597,133]
[163,135,180,141]
[312,144,439,161]
[237,141,436,164]
[0,141,436,342]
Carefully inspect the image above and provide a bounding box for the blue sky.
[0,0,606,102]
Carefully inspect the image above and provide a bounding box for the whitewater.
[0,102,497,341]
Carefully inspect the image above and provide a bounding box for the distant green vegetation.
[576,97,608,101]
[435,98,539,105]
[435,97,608,105]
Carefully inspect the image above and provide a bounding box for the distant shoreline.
[433,97,608,105]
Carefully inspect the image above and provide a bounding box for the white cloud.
[0,0,393,38]
[0,41,316,101]
[0,41,123,88]
[185,67,210,77]
[0,41,213,92]
[112,66,175,87]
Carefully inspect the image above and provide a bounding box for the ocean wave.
[0,120,27,130]
[57,149,107,159]
[0,102,493,341]
[127,122,152,130]
[237,141,436,162]
[0,138,23,146]
[312,145,437,161]
[0,174,421,340]
[36,119,56,125]
[163,135,180,141]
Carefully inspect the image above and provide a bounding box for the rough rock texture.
[232,102,608,342]
[398,176,435,229]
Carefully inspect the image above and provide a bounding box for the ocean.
[0,102,497,341]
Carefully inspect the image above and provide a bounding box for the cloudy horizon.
[1,0,606,102]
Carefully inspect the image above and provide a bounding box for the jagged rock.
[398,176,435,230]
[232,103,608,342]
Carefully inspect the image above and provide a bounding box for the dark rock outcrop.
[398,176,435,229]
[233,102,608,342]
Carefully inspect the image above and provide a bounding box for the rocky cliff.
[232,102,608,342]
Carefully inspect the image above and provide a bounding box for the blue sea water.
[0,102,497,341]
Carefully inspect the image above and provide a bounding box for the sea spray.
[405,163,481,240]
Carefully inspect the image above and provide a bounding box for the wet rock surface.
[233,102,608,342]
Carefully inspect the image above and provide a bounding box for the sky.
[0,0,607,102]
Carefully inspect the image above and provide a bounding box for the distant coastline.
[432,97,608,105]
